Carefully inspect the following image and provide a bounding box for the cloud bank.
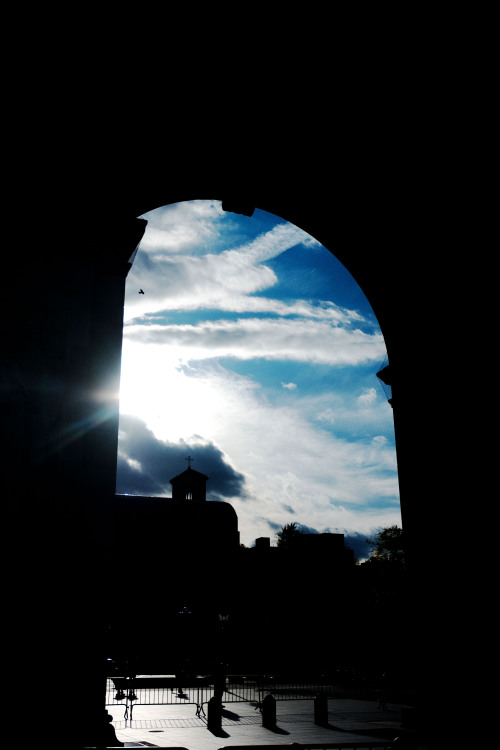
[123,318,385,366]
[116,414,246,500]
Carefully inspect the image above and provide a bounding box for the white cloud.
[138,200,226,253]
[357,387,378,406]
[281,382,297,390]
[119,351,400,546]
[222,221,321,265]
[123,318,385,366]
[123,217,346,324]
[317,407,336,424]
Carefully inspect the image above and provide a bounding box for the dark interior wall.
[3,151,458,746]
[3,214,147,745]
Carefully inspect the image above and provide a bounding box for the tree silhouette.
[275,522,303,548]
[359,525,408,676]
[366,525,405,565]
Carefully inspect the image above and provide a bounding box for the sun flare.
[119,340,227,444]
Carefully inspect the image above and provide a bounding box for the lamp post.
[176,605,193,696]
[215,613,230,703]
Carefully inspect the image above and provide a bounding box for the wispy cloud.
[124,217,329,323]
[357,387,378,406]
[137,199,227,253]
[124,318,385,366]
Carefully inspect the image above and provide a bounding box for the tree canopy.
[366,525,405,564]
[275,522,303,548]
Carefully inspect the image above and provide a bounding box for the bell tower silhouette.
[169,456,209,502]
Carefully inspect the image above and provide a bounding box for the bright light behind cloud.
[119,344,239,444]
[118,200,401,553]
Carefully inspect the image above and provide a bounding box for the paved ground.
[107,694,419,749]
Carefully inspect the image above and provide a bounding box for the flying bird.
[139,289,144,294]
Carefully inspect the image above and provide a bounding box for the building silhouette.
[111,464,361,678]
[114,463,240,555]
[110,463,240,673]
[170,461,210,502]
[230,533,357,676]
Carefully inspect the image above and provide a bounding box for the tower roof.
[169,465,210,484]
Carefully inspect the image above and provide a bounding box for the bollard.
[207,696,222,733]
[261,693,276,729]
[314,692,328,726]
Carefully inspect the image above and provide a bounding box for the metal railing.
[219,745,394,749]
[220,745,394,750]
[106,675,390,720]
[107,676,211,719]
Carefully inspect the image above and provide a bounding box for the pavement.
[104,682,425,749]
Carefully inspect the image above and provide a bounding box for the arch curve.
[119,188,396,368]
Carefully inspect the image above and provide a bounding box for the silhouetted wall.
[4,152,458,747]
[4,217,146,746]
[229,533,357,675]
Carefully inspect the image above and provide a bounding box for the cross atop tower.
[170,459,209,502]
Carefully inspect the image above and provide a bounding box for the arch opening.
[115,199,401,561]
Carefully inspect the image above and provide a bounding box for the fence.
[107,676,210,719]
[220,745,394,750]
[105,675,385,721]
[164,747,394,750]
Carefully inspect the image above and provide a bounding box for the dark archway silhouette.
[5,159,456,748]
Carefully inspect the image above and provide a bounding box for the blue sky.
[116,200,401,559]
